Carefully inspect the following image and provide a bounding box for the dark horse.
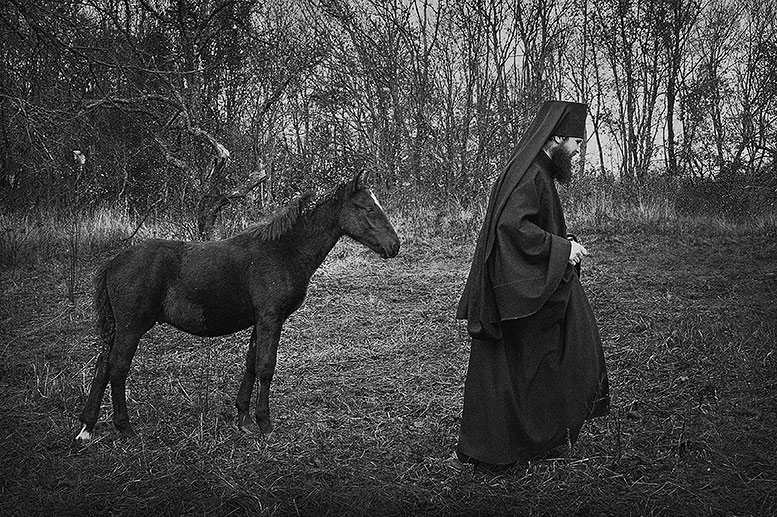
[76,172,400,441]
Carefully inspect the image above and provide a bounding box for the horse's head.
[339,171,400,258]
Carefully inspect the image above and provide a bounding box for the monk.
[453,100,610,471]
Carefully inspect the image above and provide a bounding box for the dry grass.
[1,214,776,516]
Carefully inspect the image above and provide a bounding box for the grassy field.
[1,212,776,516]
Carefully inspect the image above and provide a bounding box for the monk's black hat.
[550,101,587,138]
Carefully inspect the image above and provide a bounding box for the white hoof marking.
[76,425,93,441]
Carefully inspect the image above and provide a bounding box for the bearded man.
[453,100,610,470]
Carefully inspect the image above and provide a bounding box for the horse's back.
[107,238,186,284]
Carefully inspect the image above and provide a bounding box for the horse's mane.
[243,179,356,241]
[245,191,316,241]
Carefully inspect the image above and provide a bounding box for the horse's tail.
[93,263,115,354]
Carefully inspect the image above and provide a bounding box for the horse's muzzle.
[381,240,400,258]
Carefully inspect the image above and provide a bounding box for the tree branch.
[153,135,193,175]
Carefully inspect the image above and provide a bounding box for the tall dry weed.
[2,176,775,271]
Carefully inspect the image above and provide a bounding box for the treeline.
[1,0,776,236]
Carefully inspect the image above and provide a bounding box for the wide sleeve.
[490,169,571,320]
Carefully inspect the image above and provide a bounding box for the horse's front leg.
[235,327,257,432]
[235,320,281,434]
[254,319,282,434]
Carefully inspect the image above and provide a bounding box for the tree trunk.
[195,156,266,240]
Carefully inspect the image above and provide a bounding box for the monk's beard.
[550,147,575,184]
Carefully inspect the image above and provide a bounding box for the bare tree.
[590,0,665,184]
[316,0,410,189]
[729,1,777,179]
[396,0,443,188]
[680,1,743,178]
[1,0,324,238]
[655,0,701,177]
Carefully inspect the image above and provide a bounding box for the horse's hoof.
[257,419,273,434]
[74,424,94,442]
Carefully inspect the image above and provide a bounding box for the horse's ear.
[354,169,370,191]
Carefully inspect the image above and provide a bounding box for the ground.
[1,224,775,516]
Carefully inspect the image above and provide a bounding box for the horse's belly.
[168,318,252,337]
[161,289,254,337]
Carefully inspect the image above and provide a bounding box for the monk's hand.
[569,240,589,265]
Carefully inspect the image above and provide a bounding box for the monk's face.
[559,137,583,157]
[550,137,582,184]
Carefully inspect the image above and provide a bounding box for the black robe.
[456,152,610,464]
[457,102,581,340]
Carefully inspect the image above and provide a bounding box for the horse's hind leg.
[108,331,143,437]
[77,350,111,440]
[235,327,257,432]
[77,330,143,439]
[254,320,282,434]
